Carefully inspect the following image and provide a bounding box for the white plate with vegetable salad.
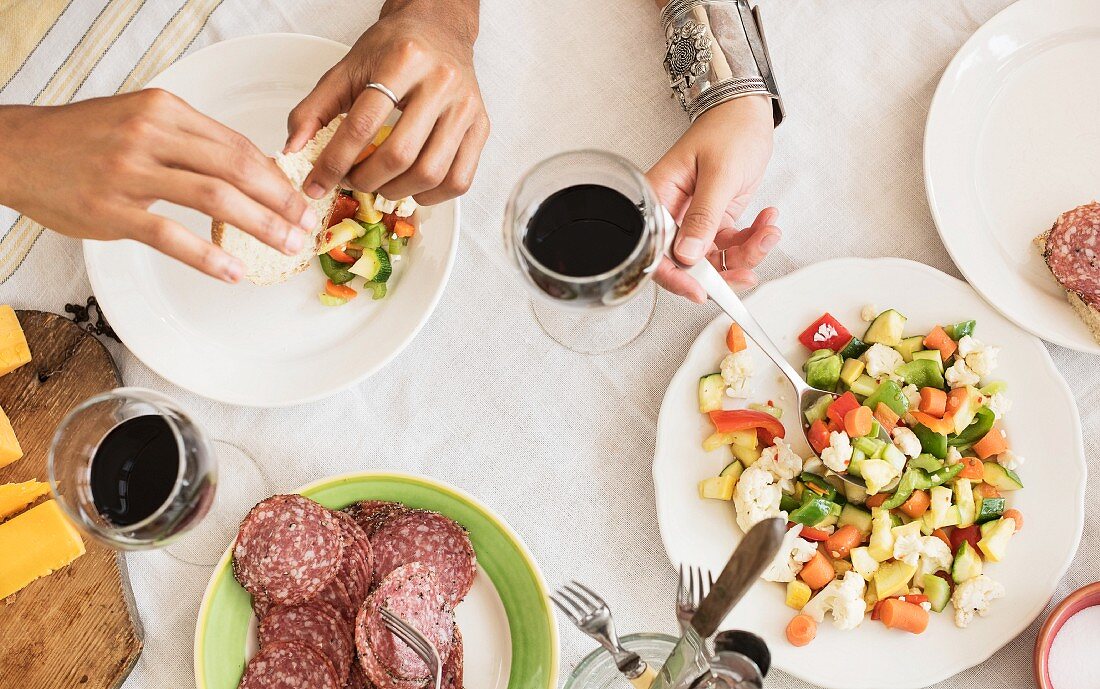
[83,34,459,407]
[653,258,1086,689]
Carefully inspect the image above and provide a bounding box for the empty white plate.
[925,0,1100,353]
[84,34,460,406]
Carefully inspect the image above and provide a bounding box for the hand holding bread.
[286,0,489,207]
[0,90,315,282]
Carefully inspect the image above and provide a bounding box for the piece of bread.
[212,115,346,285]
[1034,230,1100,345]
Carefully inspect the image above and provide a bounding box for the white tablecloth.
[1,1,1096,688]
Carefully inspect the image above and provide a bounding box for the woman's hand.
[0,90,313,282]
[287,0,489,206]
[647,96,780,303]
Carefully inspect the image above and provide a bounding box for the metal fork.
[380,607,443,689]
[676,564,715,632]
[551,581,656,688]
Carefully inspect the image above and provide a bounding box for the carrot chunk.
[726,323,747,353]
[785,614,818,647]
[798,552,836,591]
[918,387,947,418]
[973,424,1008,459]
[923,326,957,362]
[844,406,874,438]
[1002,508,1024,532]
[825,524,863,559]
[879,598,929,634]
[873,403,900,434]
[899,489,931,519]
[958,456,984,480]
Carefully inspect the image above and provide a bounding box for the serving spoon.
[665,214,892,490]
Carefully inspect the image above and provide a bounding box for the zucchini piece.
[954,478,976,527]
[975,496,1006,524]
[789,498,838,527]
[951,541,983,583]
[911,349,945,372]
[317,218,367,254]
[921,573,951,613]
[980,381,1007,396]
[699,475,736,500]
[837,503,873,537]
[839,358,865,387]
[786,580,812,610]
[748,402,783,418]
[977,517,1014,561]
[839,336,871,360]
[982,461,1024,491]
[864,309,907,346]
[702,432,734,452]
[719,461,744,485]
[731,443,762,467]
[350,247,393,283]
[849,374,878,398]
[874,560,917,599]
[805,351,843,390]
[698,373,725,413]
[803,394,832,424]
[318,293,348,307]
[352,222,385,249]
[895,336,925,362]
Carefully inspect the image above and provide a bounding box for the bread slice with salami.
[1035,201,1100,345]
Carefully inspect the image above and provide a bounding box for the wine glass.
[48,387,216,550]
[503,150,672,354]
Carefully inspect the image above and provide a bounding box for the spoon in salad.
[665,217,888,490]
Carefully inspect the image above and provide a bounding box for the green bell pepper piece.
[779,493,800,513]
[799,472,845,504]
[789,498,835,526]
[911,423,948,459]
[927,462,964,486]
[945,320,977,340]
[909,454,943,472]
[949,407,995,447]
[881,463,965,510]
[896,359,946,390]
[319,253,355,285]
[864,380,909,417]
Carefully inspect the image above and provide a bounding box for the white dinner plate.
[653,258,1086,689]
[925,0,1100,353]
[84,34,460,406]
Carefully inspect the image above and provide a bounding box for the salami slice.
[258,602,354,686]
[346,500,410,539]
[332,510,375,599]
[442,627,463,689]
[1044,201,1100,308]
[316,574,359,624]
[234,495,343,605]
[238,640,340,689]
[355,563,455,688]
[371,510,476,607]
[344,661,376,689]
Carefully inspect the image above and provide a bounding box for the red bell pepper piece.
[826,392,861,428]
[708,410,785,440]
[327,194,360,228]
[798,526,830,542]
[808,419,830,454]
[798,313,852,352]
[950,525,981,555]
[327,246,356,264]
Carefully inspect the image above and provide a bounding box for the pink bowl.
[1034,581,1100,689]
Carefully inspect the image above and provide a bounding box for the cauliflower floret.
[945,359,981,388]
[801,571,867,630]
[914,536,953,580]
[762,524,818,582]
[987,392,1012,420]
[394,196,418,218]
[891,427,922,459]
[946,446,963,466]
[861,344,905,379]
[820,431,853,473]
[996,450,1025,471]
[861,304,878,322]
[892,532,924,567]
[733,465,784,532]
[720,351,754,398]
[755,439,804,493]
[958,336,1000,377]
[373,193,398,214]
[860,459,899,495]
[951,575,1005,628]
[901,384,922,410]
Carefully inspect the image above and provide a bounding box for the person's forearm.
[380,0,479,45]
[0,105,32,210]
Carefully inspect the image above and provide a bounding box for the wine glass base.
[162,440,277,567]
[531,282,657,354]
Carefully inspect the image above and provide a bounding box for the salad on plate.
[695,308,1024,647]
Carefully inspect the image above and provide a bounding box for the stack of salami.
[232,495,476,689]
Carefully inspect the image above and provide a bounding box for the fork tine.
[677,563,688,606]
[555,588,591,617]
[563,583,596,609]
[694,566,705,604]
[549,593,582,624]
[570,581,608,608]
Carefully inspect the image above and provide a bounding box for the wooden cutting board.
[0,310,142,689]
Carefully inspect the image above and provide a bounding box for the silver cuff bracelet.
[661,0,784,126]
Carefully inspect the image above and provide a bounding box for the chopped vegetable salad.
[696,310,1023,645]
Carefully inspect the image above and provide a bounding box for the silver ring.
[366,82,400,106]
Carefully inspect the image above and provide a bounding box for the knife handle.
[629,663,658,689]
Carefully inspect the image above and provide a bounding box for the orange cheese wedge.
[0,480,50,521]
[0,499,85,601]
[0,405,22,469]
[0,305,31,377]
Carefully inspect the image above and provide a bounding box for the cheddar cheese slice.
[0,480,50,521]
[0,305,31,377]
[0,499,85,601]
[0,405,22,469]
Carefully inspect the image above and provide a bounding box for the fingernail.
[678,237,706,262]
[223,259,244,283]
[299,207,318,231]
[760,232,780,252]
[285,230,305,254]
[766,208,779,223]
[306,182,326,199]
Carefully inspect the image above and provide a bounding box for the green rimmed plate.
[194,472,559,689]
